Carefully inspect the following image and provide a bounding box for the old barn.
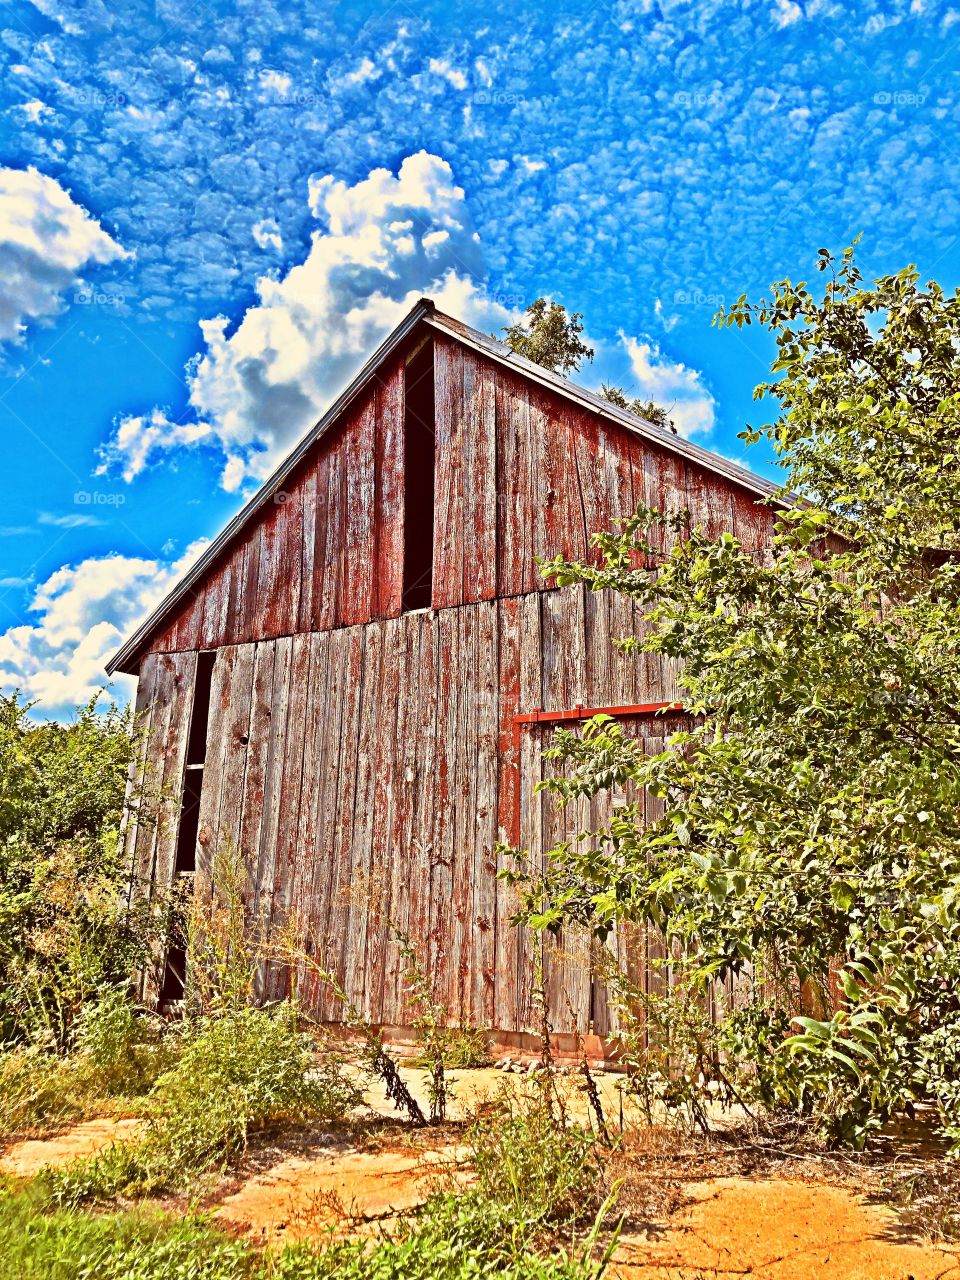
[108,298,778,1044]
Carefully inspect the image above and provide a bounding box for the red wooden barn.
[108,298,777,1043]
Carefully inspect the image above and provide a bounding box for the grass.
[273,1191,618,1279]
[880,1158,960,1242]
[0,989,172,1140]
[0,1178,254,1280]
[0,1178,615,1280]
[469,1080,612,1237]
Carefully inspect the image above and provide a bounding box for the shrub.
[0,695,170,1049]
[0,988,171,1139]
[48,1002,359,1200]
[70,984,171,1097]
[469,1082,609,1235]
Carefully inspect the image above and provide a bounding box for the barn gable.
[108,299,777,676]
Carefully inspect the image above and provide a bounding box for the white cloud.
[98,151,513,491]
[258,69,292,98]
[95,408,212,483]
[38,511,103,529]
[428,57,468,90]
[0,166,128,345]
[620,333,716,438]
[251,218,283,252]
[654,297,679,332]
[15,99,51,124]
[341,57,381,86]
[0,540,208,716]
[773,0,804,28]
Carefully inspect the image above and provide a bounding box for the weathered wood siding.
[121,650,198,1001]
[148,357,406,654]
[137,587,683,1034]
[143,341,773,656]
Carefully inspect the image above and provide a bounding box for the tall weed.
[469,1081,611,1236]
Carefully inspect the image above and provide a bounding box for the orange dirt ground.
[2,1068,957,1277]
[612,1176,958,1280]
[0,1117,143,1176]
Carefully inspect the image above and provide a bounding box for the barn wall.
[138,586,685,1035]
[431,334,774,606]
[142,340,774,657]
[147,356,406,655]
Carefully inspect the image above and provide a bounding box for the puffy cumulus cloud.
[0,166,127,345]
[621,334,716,439]
[0,539,208,717]
[99,151,514,491]
[95,408,212,482]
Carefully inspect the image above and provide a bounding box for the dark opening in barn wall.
[401,338,436,610]
[161,648,216,1004]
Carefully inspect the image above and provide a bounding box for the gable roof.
[106,298,782,676]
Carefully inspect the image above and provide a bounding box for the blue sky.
[0,0,957,715]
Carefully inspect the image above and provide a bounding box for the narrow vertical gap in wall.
[402,337,436,611]
[160,650,216,1005]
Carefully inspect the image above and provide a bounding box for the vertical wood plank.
[373,360,405,618]
[432,337,465,609]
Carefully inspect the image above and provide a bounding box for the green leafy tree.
[0,695,156,1046]
[516,244,960,1148]
[502,299,595,375]
[600,384,676,434]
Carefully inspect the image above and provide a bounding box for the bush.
[469,1082,609,1235]
[48,1002,359,1200]
[0,988,171,1139]
[0,695,169,1049]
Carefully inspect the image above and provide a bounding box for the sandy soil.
[612,1175,958,1279]
[0,1117,143,1176]
[214,1134,464,1243]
